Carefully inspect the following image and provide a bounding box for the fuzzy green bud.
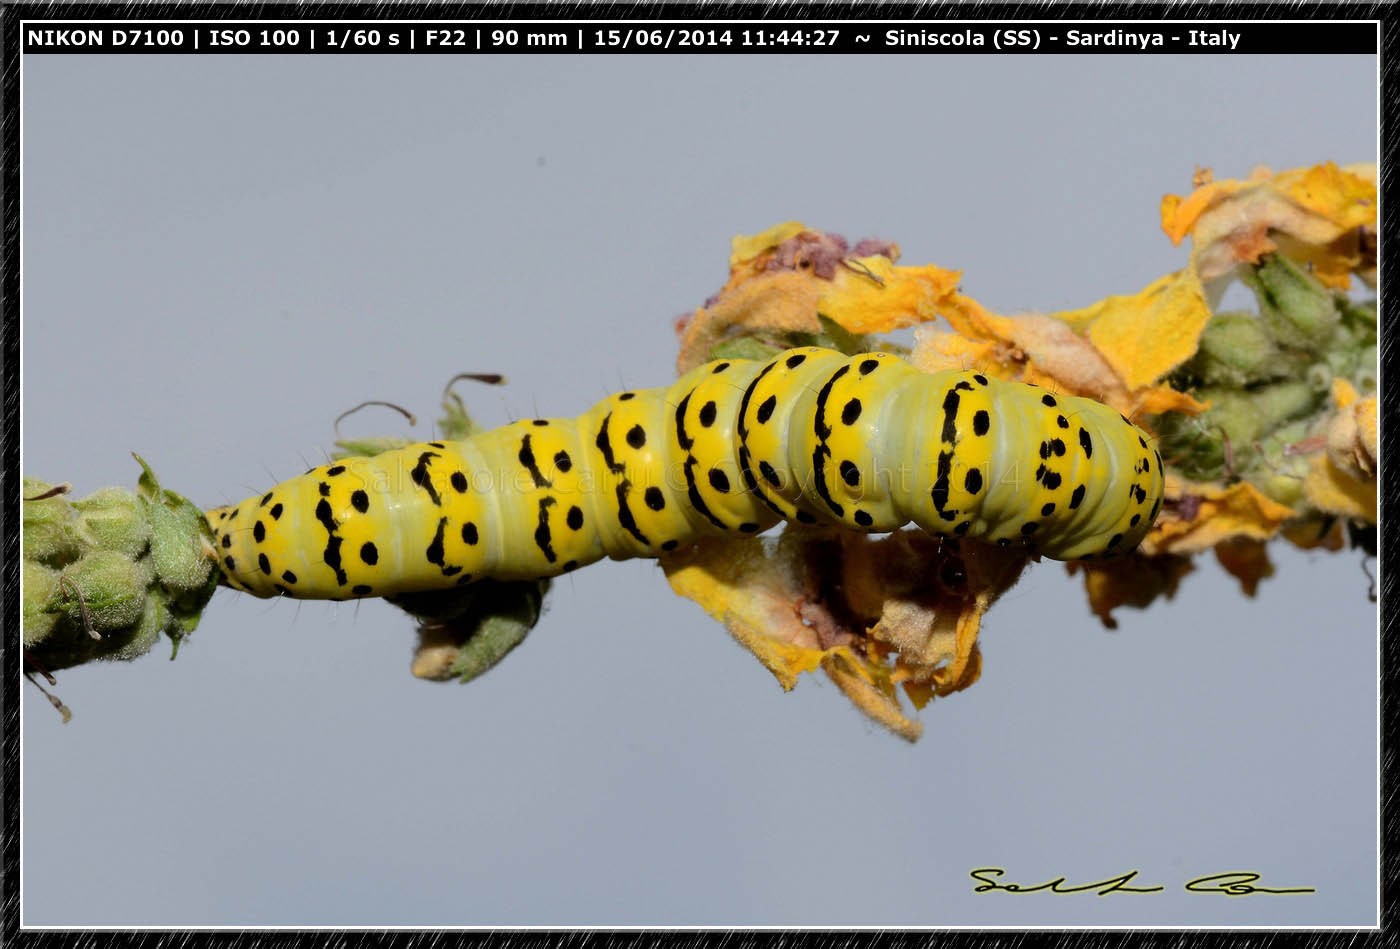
[144,496,213,594]
[1155,381,1321,482]
[25,458,220,680]
[23,480,83,566]
[61,549,152,631]
[132,454,214,595]
[23,560,63,647]
[1244,253,1339,350]
[111,592,173,662]
[1250,417,1315,507]
[74,486,152,557]
[1191,311,1289,386]
[1247,380,1322,428]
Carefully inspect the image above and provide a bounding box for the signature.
[970,867,1315,897]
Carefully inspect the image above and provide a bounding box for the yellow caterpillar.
[207,347,1165,599]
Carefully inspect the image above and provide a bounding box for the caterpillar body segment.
[208,347,1166,600]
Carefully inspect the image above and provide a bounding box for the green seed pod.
[74,486,152,557]
[23,560,63,647]
[60,549,151,631]
[1243,253,1340,350]
[23,480,83,566]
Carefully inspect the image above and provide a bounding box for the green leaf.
[816,313,871,356]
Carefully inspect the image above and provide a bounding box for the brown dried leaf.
[1213,536,1275,597]
[1066,554,1195,629]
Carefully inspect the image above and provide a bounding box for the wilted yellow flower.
[1160,160,1376,288]
[915,293,1209,418]
[676,222,959,372]
[665,168,1374,731]
[663,529,1027,741]
[1144,474,1298,556]
[1302,378,1379,521]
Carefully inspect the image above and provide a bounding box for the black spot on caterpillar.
[209,347,1166,599]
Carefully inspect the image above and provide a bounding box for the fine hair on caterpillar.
[208,347,1166,600]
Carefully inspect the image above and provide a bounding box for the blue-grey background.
[21,52,1377,926]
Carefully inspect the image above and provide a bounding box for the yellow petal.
[1160,176,1255,245]
[724,618,828,691]
[1134,385,1210,416]
[864,593,985,697]
[823,650,923,742]
[661,528,1027,740]
[662,533,827,654]
[1162,161,1377,285]
[1278,161,1378,232]
[1145,475,1298,556]
[1303,454,1377,522]
[1356,396,1378,470]
[936,291,1007,342]
[814,256,962,335]
[1327,395,1377,482]
[1057,269,1212,391]
[1332,377,1360,409]
[915,292,1208,420]
[935,596,988,696]
[1295,380,1377,521]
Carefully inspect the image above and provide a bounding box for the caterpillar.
[207,347,1166,600]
